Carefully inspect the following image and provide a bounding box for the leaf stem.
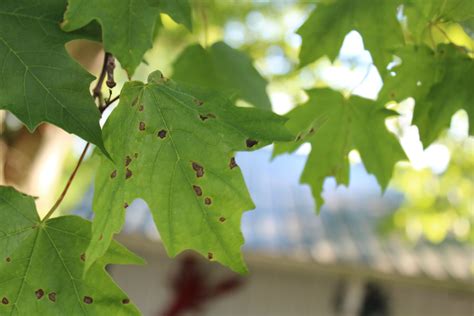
[42,142,90,222]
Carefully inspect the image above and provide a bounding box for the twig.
[42,142,90,222]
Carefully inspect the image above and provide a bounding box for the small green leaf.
[0,0,106,153]
[172,42,272,109]
[62,0,161,75]
[298,0,404,74]
[0,186,143,315]
[274,88,406,210]
[85,71,292,274]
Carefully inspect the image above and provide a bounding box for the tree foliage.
[0,0,472,313]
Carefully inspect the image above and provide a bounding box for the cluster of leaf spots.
[84,71,292,274]
[0,186,143,315]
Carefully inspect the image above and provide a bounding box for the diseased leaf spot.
[125,168,132,179]
[125,156,132,167]
[192,162,204,177]
[296,135,301,141]
[309,128,315,134]
[1,297,8,305]
[5,257,11,263]
[35,289,44,299]
[48,292,56,302]
[99,234,103,241]
[219,216,226,223]
[390,92,396,99]
[208,252,213,260]
[122,298,130,304]
[138,105,144,112]
[193,185,203,196]
[110,170,117,179]
[80,253,86,262]
[139,121,146,131]
[124,202,129,208]
[229,157,238,169]
[204,197,212,205]
[199,114,209,121]
[83,296,93,304]
[246,139,258,148]
[193,98,204,106]
[157,129,167,139]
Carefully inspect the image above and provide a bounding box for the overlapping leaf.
[172,42,272,109]
[0,186,143,315]
[274,89,406,210]
[380,44,473,146]
[63,0,192,75]
[85,71,292,273]
[0,0,105,153]
[298,0,404,73]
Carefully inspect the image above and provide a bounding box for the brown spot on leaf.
[192,162,204,178]
[48,292,56,302]
[309,128,315,134]
[139,121,146,131]
[80,253,86,262]
[229,157,238,169]
[35,289,44,299]
[219,217,226,223]
[83,296,93,304]
[208,252,213,260]
[125,168,132,179]
[138,105,144,112]
[204,197,212,205]
[1,297,8,305]
[246,139,258,148]
[193,99,204,106]
[125,156,132,167]
[5,257,11,263]
[390,92,396,99]
[122,298,130,304]
[124,202,129,209]
[193,185,202,196]
[157,129,167,139]
[296,135,301,141]
[199,114,208,121]
[110,170,117,179]
[99,234,103,241]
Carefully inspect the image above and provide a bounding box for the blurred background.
[0,1,472,315]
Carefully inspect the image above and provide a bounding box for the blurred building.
[75,149,473,316]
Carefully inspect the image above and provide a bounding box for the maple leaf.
[84,71,293,274]
[0,186,144,315]
[274,88,406,210]
[172,42,272,109]
[0,0,106,153]
[62,0,193,75]
[380,44,473,147]
[298,0,404,74]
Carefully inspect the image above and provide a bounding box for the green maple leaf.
[0,186,143,315]
[298,0,404,74]
[274,88,406,210]
[380,44,473,147]
[84,71,292,274]
[62,0,192,75]
[403,0,474,43]
[0,0,105,153]
[172,42,272,109]
[414,46,474,145]
[62,0,161,75]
